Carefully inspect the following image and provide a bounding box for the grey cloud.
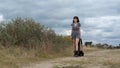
[82,16,120,45]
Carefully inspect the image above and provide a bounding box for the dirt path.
[23,49,120,68]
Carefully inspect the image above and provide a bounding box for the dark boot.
[78,51,81,56]
[74,51,78,57]
[78,51,84,56]
[81,51,84,56]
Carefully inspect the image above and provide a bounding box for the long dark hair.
[73,16,80,23]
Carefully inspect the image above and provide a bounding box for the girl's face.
[74,18,77,23]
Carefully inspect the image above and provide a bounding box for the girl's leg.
[72,39,77,56]
[72,39,76,51]
[75,38,79,51]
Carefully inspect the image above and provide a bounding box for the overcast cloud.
[0,0,120,46]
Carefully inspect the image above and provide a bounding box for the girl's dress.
[71,23,81,40]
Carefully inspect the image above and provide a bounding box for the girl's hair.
[73,16,80,23]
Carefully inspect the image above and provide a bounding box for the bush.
[0,17,71,52]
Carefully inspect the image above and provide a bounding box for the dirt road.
[23,49,120,68]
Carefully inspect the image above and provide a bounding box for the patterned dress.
[71,23,81,40]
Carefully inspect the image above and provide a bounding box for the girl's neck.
[74,22,77,23]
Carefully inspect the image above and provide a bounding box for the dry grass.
[0,46,53,68]
[54,49,120,68]
[0,45,99,68]
[0,43,71,68]
[101,50,120,68]
[0,44,119,68]
[84,46,103,53]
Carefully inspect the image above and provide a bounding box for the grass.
[84,46,103,53]
[53,47,104,68]
[0,46,53,68]
[54,48,120,68]
[0,43,72,68]
[102,61,120,68]
[101,50,120,68]
[0,45,100,68]
[0,41,72,68]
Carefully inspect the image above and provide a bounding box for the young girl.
[71,16,82,57]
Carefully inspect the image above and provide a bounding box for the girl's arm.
[79,27,82,38]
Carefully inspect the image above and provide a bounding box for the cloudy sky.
[0,0,120,46]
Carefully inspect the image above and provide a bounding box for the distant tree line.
[84,41,120,49]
